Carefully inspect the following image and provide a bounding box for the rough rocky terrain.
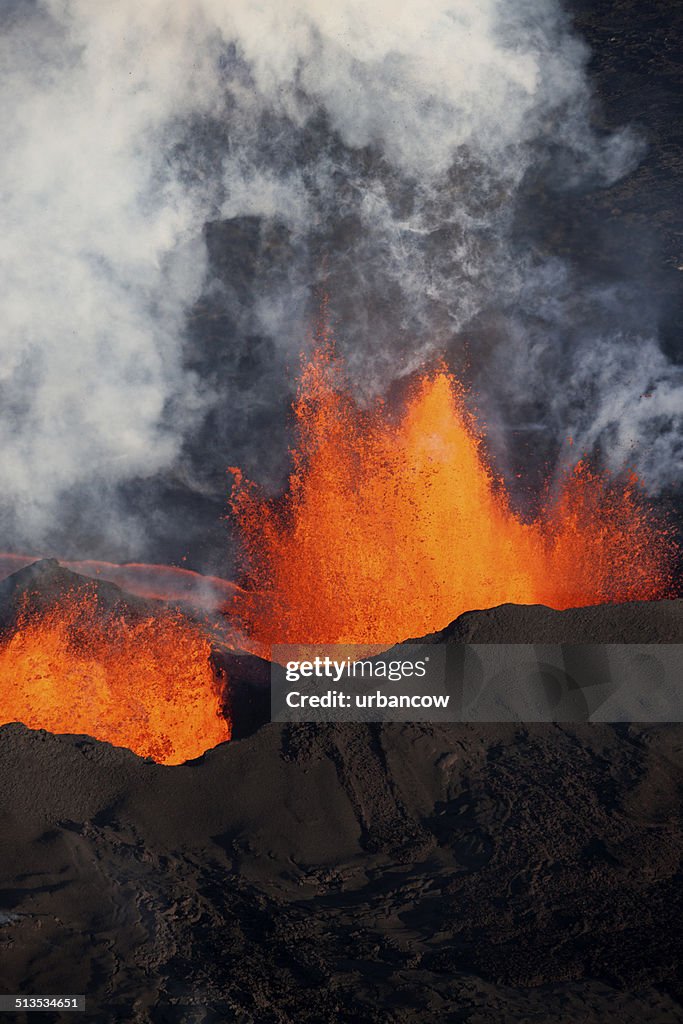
[0,561,681,1022]
[0,717,681,1023]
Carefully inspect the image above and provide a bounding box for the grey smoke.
[0,0,679,562]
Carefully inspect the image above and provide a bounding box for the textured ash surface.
[0,719,681,1023]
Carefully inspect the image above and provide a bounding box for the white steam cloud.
[0,0,679,556]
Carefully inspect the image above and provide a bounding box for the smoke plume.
[0,0,680,564]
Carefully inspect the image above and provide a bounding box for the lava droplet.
[230,342,676,652]
[0,590,230,764]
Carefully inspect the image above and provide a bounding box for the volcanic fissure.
[0,335,678,762]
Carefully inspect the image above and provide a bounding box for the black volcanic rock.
[0,719,681,1022]
[0,557,153,631]
[0,563,682,1019]
[211,647,272,741]
[411,598,683,644]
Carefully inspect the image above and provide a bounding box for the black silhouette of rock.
[413,598,683,644]
[0,558,152,631]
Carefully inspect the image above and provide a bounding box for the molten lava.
[0,590,230,764]
[231,344,676,651]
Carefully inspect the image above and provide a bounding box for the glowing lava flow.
[0,591,230,764]
[231,345,676,651]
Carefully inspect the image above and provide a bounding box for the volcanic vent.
[230,341,678,653]
[0,339,679,764]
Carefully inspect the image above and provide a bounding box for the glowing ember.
[0,590,230,764]
[231,343,676,651]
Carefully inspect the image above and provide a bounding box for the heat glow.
[231,345,676,651]
[0,591,230,764]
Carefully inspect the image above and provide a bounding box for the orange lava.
[231,343,676,650]
[0,590,230,764]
